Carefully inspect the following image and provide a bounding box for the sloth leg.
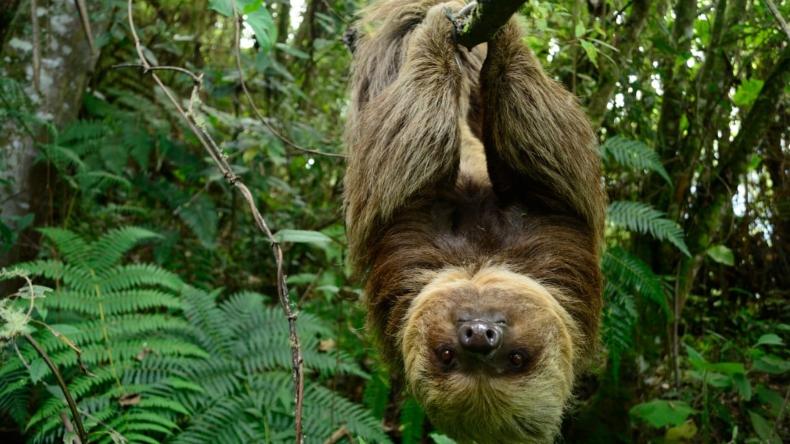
[480,20,604,232]
[345,2,471,261]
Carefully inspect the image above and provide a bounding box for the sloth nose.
[458,320,502,354]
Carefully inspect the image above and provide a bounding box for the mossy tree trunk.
[0,0,110,294]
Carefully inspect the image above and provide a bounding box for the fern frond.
[363,368,390,420]
[182,287,234,357]
[13,260,94,291]
[42,289,183,315]
[601,289,638,380]
[39,144,87,173]
[98,263,184,292]
[398,397,425,444]
[88,226,161,272]
[0,369,30,425]
[37,228,91,267]
[607,201,691,256]
[58,120,111,146]
[175,194,218,250]
[305,383,392,444]
[74,171,132,192]
[603,245,667,312]
[600,136,671,185]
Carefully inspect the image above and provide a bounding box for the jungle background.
[0,0,788,442]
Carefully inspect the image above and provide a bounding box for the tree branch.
[454,0,528,49]
[764,0,790,42]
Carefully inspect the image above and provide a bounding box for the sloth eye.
[508,352,525,367]
[437,348,455,365]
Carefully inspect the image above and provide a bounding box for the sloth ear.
[343,27,359,55]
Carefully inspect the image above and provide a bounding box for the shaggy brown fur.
[343,0,607,442]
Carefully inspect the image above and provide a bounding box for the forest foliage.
[0,0,789,443]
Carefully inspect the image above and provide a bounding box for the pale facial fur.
[401,267,579,443]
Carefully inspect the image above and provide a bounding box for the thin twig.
[25,333,88,443]
[78,408,128,443]
[763,0,790,42]
[172,182,211,216]
[673,263,681,392]
[767,384,789,443]
[230,1,344,159]
[73,0,95,54]
[125,1,306,442]
[112,63,203,83]
[322,425,352,444]
[30,0,40,91]
[60,412,83,444]
[30,320,96,377]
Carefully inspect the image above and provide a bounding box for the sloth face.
[400,267,579,444]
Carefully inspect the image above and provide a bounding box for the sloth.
[343,0,607,442]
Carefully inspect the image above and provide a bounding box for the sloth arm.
[480,20,606,239]
[345,3,470,269]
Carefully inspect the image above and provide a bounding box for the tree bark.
[0,0,110,292]
[587,0,653,126]
[0,0,20,47]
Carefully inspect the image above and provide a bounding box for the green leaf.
[752,355,790,374]
[430,432,458,444]
[665,421,697,441]
[756,385,785,410]
[580,40,598,68]
[574,22,585,38]
[607,201,690,256]
[245,5,275,53]
[732,79,764,107]
[274,229,333,245]
[689,360,745,376]
[732,373,751,401]
[706,245,734,266]
[685,345,706,362]
[28,358,48,384]
[748,411,780,444]
[275,43,310,59]
[754,334,784,347]
[630,400,696,428]
[208,0,232,16]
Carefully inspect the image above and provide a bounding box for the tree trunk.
[0,0,110,293]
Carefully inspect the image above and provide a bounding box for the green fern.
[607,201,691,256]
[601,246,668,378]
[60,119,110,143]
[600,136,671,185]
[603,245,667,312]
[0,226,201,444]
[399,397,426,444]
[1,228,390,443]
[601,286,638,381]
[363,367,391,420]
[152,181,218,249]
[168,287,391,444]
